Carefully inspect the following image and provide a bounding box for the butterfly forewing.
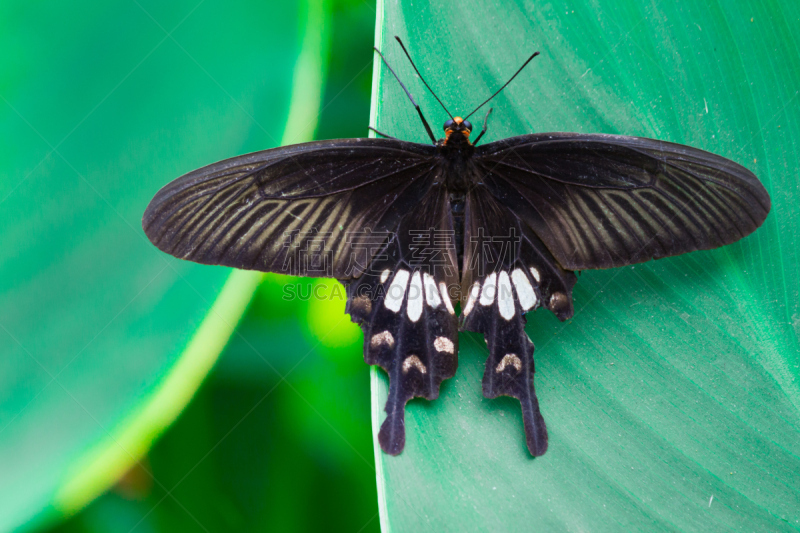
[474,133,771,270]
[143,139,438,278]
[346,183,459,455]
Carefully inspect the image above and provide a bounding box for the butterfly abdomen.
[449,191,466,264]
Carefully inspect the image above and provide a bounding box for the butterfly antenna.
[464,51,540,120]
[394,37,454,120]
[373,46,437,144]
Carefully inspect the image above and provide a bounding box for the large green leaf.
[0,0,328,530]
[370,0,799,530]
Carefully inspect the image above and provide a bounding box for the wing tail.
[480,311,548,456]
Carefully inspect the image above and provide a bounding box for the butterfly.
[143,37,771,457]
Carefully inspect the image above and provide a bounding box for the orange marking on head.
[453,116,463,125]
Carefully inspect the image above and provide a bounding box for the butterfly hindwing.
[345,183,459,455]
[475,133,770,270]
[460,189,577,456]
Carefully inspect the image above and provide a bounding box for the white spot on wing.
[530,267,541,282]
[385,269,409,312]
[380,269,390,284]
[423,273,442,308]
[479,273,497,306]
[511,268,537,311]
[497,271,515,320]
[407,271,424,322]
[402,355,427,374]
[463,282,481,316]
[439,282,455,315]
[496,353,522,373]
[370,330,395,348]
[434,336,454,354]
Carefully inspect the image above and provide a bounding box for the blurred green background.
[1,0,379,531]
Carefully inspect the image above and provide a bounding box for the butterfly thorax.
[437,130,475,193]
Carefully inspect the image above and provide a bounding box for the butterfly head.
[443,116,473,145]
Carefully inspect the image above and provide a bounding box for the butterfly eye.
[463,120,473,132]
[443,119,455,131]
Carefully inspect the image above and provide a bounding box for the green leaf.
[370,1,800,530]
[0,0,329,530]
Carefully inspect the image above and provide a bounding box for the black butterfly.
[143,38,770,457]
